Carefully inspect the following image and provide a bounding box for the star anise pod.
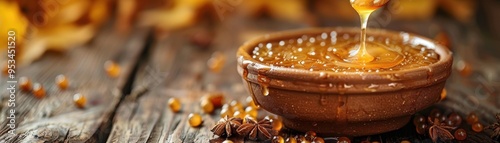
[428,117,455,142]
[211,115,243,137]
[488,113,500,140]
[236,117,274,141]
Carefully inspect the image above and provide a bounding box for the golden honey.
[168,98,181,113]
[251,32,439,71]
[348,0,390,63]
[19,76,32,91]
[104,60,121,78]
[55,74,69,90]
[74,93,87,108]
[32,83,46,99]
[188,113,203,127]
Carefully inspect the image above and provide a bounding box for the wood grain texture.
[0,26,148,143]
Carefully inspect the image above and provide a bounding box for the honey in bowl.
[252,0,439,71]
[237,0,453,136]
[251,31,439,72]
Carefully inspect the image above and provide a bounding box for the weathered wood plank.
[0,26,148,143]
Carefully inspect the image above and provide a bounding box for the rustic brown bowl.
[236,27,453,136]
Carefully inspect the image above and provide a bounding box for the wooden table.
[1,15,499,143]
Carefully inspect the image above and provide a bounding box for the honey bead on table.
[19,76,32,91]
[472,122,484,132]
[222,140,233,143]
[207,52,226,73]
[312,137,324,143]
[446,112,463,127]
[456,60,472,77]
[220,108,233,118]
[286,137,297,143]
[466,112,479,124]
[200,99,214,114]
[55,74,69,90]
[273,135,285,143]
[230,100,243,111]
[73,93,86,108]
[429,109,443,121]
[245,106,258,118]
[202,92,225,108]
[265,115,283,131]
[168,98,181,113]
[188,113,202,127]
[104,60,121,78]
[413,115,426,126]
[304,131,316,141]
[338,137,351,143]
[32,83,46,99]
[454,128,467,141]
[415,123,428,135]
[233,111,245,119]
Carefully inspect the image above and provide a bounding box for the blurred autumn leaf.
[0,0,109,65]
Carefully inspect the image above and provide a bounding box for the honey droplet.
[73,93,86,108]
[413,115,426,126]
[454,128,467,141]
[245,106,258,118]
[188,113,202,127]
[262,85,269,96]
[104,60,121,78]
[168,98,181,113]
[286,137,297,143]
[19,76,32,91]
[415,123,428,135]
[220,107,233,118]
[32,83,46,99]
[55,74,69,90]
[312,137,325,143]
[471,122,484,132]
[304,131,317,141]
[272,135,285,143]
[207,52,226,73]
[456,60,472,77]
[201,99,214,114]
[233,111,246,119]
[447,112,463,127]
[222,140,234,143]
[338,136,351,143]
[202,92,225,108]
[440,89,447,101]
[466,112,479,124]
[230,100,243,110]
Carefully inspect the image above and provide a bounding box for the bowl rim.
[237,27,453,93]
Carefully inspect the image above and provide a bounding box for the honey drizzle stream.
[352,9,374,63]
[348,0,390,63]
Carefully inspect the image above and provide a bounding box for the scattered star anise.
[428,117,455,142]
[211,115,243,137]
[488,113,500,140]
[236,117,274,141]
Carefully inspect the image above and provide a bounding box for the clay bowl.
[236,27,453,136]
